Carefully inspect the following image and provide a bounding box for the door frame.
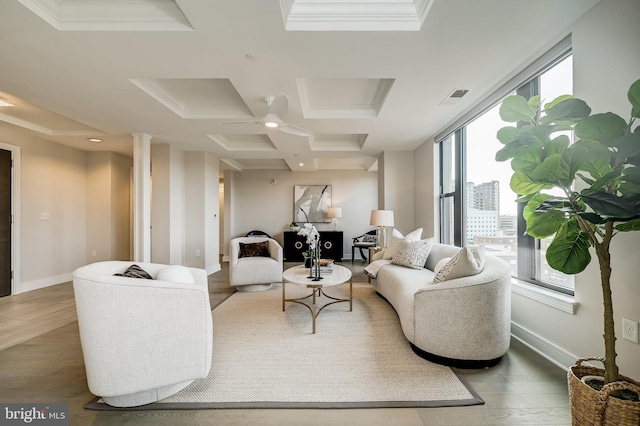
[0,142,20,295]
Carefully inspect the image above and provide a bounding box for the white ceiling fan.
[223,92,312,137]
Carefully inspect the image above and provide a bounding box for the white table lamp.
[370,210,394,248]
[327,207,342,230]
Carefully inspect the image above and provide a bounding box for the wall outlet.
[622,318,639,344]
[195,249,201,257]
[91,249,96,257]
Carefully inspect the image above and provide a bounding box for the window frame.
[437,38,575,296]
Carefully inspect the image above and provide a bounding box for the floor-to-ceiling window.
[438,37,574,295]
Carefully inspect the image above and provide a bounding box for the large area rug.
[87,281,483,410]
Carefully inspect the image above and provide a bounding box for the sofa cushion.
[157,265,194,284]
[391,238,434,269]
[114,264,153,280]
[239,241,270,258]
[433,245,486,283]
[383,228,423,260]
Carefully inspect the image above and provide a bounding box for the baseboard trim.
[511,321,581,372]
[17,273,72,294]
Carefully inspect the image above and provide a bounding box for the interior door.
[0,149,11,297]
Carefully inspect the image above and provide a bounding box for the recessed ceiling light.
[265,121,278,128]
[87,138,103,143]
[299,163,304,166]
[0,99,14,107]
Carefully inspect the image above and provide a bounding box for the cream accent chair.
[229,237,283,291]
[72,261,213,407]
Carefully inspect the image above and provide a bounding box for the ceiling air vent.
[439,89,470,105]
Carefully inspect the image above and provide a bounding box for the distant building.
[466,180,500,244]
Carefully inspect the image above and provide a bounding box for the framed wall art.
[293,185,332,223]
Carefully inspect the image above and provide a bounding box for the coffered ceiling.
[0,0,599,172]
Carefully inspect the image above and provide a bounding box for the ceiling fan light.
[264,121,278,128]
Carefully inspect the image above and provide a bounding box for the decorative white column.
[132,133,151,262]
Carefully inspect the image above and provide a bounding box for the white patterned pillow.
[391,238,434,269]
[383,228,423,260]
[363,234,377,243]
[433,257,452,275]
[433,245,486,283]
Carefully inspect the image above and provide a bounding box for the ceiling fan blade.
[221,120,259,125]
[279,123,312,137]
[267,92,289,116]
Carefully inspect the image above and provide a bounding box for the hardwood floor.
[0,262,571,425]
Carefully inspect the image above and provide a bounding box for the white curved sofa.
[73,261,213,407]
[370,243,511,368]
[229,237,283,291]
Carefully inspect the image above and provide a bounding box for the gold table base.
[282,280,352,334]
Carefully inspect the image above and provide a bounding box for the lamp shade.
[370,210,394,227]
[327,207,342,218]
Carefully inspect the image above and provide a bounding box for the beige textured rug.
[88,282,482,409]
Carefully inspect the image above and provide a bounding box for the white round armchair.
[72,261,213,407]
[229,237,283,291]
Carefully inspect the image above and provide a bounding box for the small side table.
[368,247,383,264]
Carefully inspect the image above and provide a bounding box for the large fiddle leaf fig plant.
[495,78,640,384]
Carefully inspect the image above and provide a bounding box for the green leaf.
[530,154,571,185]
[579,188,638,218]
[496,126,521,145]
[510,171,552,195]
[578,212,606,224]
[590,164,623,190]
[495,128,545,162]
[544,98,591,122]
[576,172,596,186]
[543,134,571,158]
[616,218,640,232]
[575,112,627,146]
[511,147,542,173]
[614,132,640,159]
[500,95,536,123]
[622,166,640,184]
[544,94,574,109]
[523,194,553,222]
[565,140,611,180]
[526,209,567,239]
[546,219,591,274]
[629,78,640,118]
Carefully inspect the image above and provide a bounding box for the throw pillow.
[239,241,270,258]
[363,234,377,243]
[433,257,452,275]
[391,238,434,269]
[433,245,486,284]
[156,265,194,284]
[114,264,153,279]
[383,228,423,260]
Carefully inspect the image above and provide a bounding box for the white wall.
[226,169,377,260]
[184,151,220,274]
[86,152,132,262]
[379,151,418,236]
[0,126,87,293]
[151,144,184,265]
[414,141,438,239]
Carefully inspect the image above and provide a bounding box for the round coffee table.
[282,264,352,334]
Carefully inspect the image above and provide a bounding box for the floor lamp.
[327,207,342,230]
[370,210,394,248]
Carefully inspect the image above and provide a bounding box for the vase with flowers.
[297,223,323,280]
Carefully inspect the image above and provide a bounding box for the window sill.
[511,279,578,314]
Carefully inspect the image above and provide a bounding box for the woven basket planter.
[568,357,640,425]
